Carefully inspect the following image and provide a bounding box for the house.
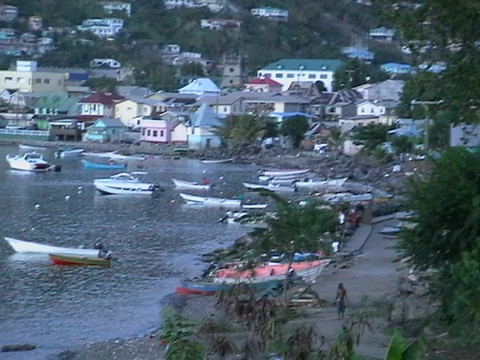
[29,16,43,31]
[380,63,413,75]
[342,46,374,62]
[49,119,85,142]
[115,96,159,127]
[100,1,132,17]
[85,118,127,142]
[244,93,309,115]
[257,59,343,92]
[179,78,221,96]
[78,91,124,120]
[187,103,222,149]
[90,58,121,69]
[148,92,197,113]
[200,19,241,30]
[139,118,173,143]
[368,27,395,43]
[0,5,18,22]
[77,18,124,39]
[244,77,283,93]
[354,79,405,102]
[251,7,288,21]
[171,121,188,144]
[195,92,245,115]
[34,92,79,117]
[164,0,199,10]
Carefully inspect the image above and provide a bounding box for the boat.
[259,168,310,177]
[5,152,57,172]
[55,147,85,158]
[222,211,269,228]
[213,259,331,284]
[4,237,101,257]
[259,174,301,182]
[176,277,282,295]
[81,159,127,170]
[201,158,234,164]
[242,203,268,210]
[243,182,297,193]
[84,151,146,161]
[321,192,374,204]
[19,144,47,151]
[49,253,111,267]
[295,177,348,189]
[172,178,211,191]
[93,172,158,195]
[179,193,242,209]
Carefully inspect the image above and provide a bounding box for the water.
[0,144,260,359]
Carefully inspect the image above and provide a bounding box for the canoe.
[201,158,234,164]
[243,182,297,193]
[176,277,282,295]
[4,237,101,256]
[295,177,348,189]
[49,253,111,267]
[259,168,309,177]
[179,193,241,209]
[242,203,268,210]
[172,178,211,190]
[81,159,127,170]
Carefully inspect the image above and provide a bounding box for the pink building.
[140,119,173,143]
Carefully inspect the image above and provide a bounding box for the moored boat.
[259,168,309,177]
[4,237,101,257]
[49,253,111,267]
[295,177,348,189]
[172,178,211,190]
[179,193,242,209]
[201,158,234,164]
[5,152,58,172]
[81,159,126,170]
[55,147,85,158]
[94,172,158,195]
[176,277,282,295]
[243,182,297,193]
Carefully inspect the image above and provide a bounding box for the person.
[335,283,348,319]
[201,177,209,185]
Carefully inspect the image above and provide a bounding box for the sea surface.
[0,144,262,360]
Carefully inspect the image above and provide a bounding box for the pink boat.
[213,259,330,284]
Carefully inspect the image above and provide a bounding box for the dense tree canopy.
[279,115,309,148]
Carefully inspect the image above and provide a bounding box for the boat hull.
[49,253,110,267]
[82,159,126,170]
[4,237,100,256]
[172,178,211,190]
[94,183,155,195]
[176,278,281,295]
[179,193,241,209]
[260,169,309,177]
[201,158,234,164]
[6,153,52,172]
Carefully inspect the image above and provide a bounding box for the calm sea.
[0,144,259,360]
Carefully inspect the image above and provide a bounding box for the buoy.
[65,195,71,200]
[219,176,224,180]
[31,227,35,231]
[35,204,40,209]
[78,186,82,190]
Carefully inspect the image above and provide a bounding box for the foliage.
[327,126,346,153]
[384,330,426,360]
[84,77,119,92]
[279,115,309,148]
[391,135,414,154]
[333,58,389,90]
[160,308,204,360]
[351,124,389,153]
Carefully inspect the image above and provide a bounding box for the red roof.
[80,92,124,105]
[247,77,283,86]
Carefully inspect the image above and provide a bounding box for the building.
[368,27,395,43]
[0,60,67,93]
[380,63,413,75]
[0,6,18,22]
[257,58,343,92]
[187,103,222,149]
[78,91,124,120]
[139,118,174,143]
[244,77,283,93]
[85,118,127,142]
[28,16,43,31]
[251,7,288,21]
[90,58,121,69]
[353,79,405,102]
[77,18,124,39]
[100,1,132,17]
[179,78,220,96]
[115,96,159,128]
[200,19,241,30]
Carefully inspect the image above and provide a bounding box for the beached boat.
[55,147,85,158]
[179,193,242,209]
[4,237,101,257]
[221,211,269,228]
[94,172,158,195]
[259,168,309,177]
[49,253,111,267]
[5,152,57,172]
[201,158,234,164]
[295,177,348,189]
[242,203,268,210]
[19,144,47,151]
[172,178,211,191]
[321,192,374,204]
[243,182,297,193]
[176,277,281,295]
[81,159,126,170]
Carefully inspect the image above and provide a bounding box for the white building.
[100,1,132,17]
[77,18,124,39]
[251,7,288,21]
[257,58,343,92]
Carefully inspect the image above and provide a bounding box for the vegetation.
[279,115,310,148]
[351,124,389,154]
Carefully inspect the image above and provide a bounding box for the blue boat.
[176,278,282,295]
[81,159,126,170]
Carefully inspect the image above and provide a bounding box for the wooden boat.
[55,147,85,158]
[81,159,126,170]
[172,178,211,190]
[176,277,282,295]
[4,237,101,257]
[214,259,331,284]
[243,182,297,193]
[94,172,158,195]
[295,177,348,189]
[49,253,111,267]
[259,168,309,177]
[179,193,241,209]
[5,152,57,172]
[201,158,234,164]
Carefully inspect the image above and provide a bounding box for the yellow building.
[0,61,66,93]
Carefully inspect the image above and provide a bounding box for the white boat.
[242,203,268,210]
[84,151,146,161]
[259,168,309,177]
[94,172,158,195]
[201,158,234,164]
[179,193,242,209]
[321,192,373,204]
[259,174,302,182]
[295,177,348,189]
[5,152,53,172]
[19,144,47,151]
[243,182,297,193]
[172,178,211,190]
[55,147,85,158]
[4,237,101,256]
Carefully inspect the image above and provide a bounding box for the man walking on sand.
[335,283,348,319]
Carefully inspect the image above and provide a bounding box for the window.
[147,129,151,136]
[142,129,145,136]
[275,73,283,78]
[153,130,158,137]
[371,108,374,113]
[44,79,50,84]
[35,78,41,83]
[5,77,12,83]
[263,73,271,78]
[320,74,327,79]
[287,73,294,78]
[308,74,316,79]
[160,130,164,137]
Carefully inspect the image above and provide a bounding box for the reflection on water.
[0,144,259,359]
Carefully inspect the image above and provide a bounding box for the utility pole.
[410,100,444,152]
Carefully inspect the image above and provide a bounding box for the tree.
[327,126,346,154]
[279,116,309,148]
[390,135,414,154]
[333,58,389,90]
[384,330,426,360]
[351,124,389,153]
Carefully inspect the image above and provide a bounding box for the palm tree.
[327,126,346,155]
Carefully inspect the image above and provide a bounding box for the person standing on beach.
[335,283,348,319]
